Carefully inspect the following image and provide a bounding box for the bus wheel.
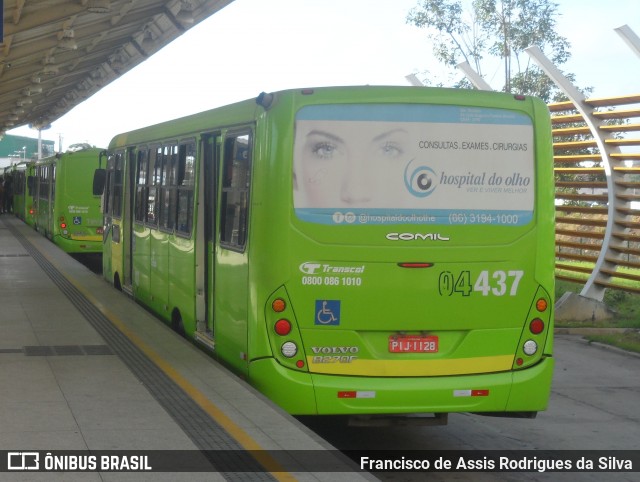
[113,273,122,291]
[171,309,186,337]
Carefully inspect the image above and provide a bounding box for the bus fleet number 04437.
[439,270,524,297]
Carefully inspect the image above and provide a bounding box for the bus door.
[122,147,136,292]
[195,133,220,346]
[34,164,53,237]
[33,166,41,231]
[104,151,126,290]
[47,164,55,238]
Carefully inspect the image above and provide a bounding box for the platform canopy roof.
[1,0,233,136]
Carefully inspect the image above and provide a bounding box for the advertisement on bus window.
[293,104,534,226]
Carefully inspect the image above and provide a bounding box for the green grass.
[583,332,640,355]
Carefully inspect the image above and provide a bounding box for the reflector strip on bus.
[307,354,512,376]
[69,235,102,241]
[453,389,490,397]
[338,391,376,399]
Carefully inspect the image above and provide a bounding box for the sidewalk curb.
[555,329,640,359]
[554,327,632,335]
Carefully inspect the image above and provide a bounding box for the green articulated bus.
[97,86,555,420]
[32,144,104,254]
[6,161,36,226]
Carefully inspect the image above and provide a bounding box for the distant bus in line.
[95,86,555,422]
[32,144,104,254]
[12,162,37,226]
[3,161,35,225]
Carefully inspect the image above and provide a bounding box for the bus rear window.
[293,104,534,226]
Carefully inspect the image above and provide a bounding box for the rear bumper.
[249,356,553,415]
[53,235,102,254]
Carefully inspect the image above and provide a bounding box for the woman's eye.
[311,142,337,159]
[380,142,403,158]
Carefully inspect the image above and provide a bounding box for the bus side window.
[135,149,148,224]
[146,146,160,227]
[159,144,178,232]
[104,170,111,215]
[51,165,56,200]
[220,132,251,250]
[176,140,196,236]
[111,152,124,218]
[39,166,49,200]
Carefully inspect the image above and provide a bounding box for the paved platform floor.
[0,215,370,481]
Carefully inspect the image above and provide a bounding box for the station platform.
[0,215,371,481]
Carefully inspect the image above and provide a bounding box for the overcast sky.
[7,0,639,151]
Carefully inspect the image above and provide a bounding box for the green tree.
[407,0,571,101]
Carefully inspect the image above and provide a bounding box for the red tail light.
[274,319,292,336]
[530,318,545,334]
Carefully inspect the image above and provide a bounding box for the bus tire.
[113,273,122,291]
[171,309,185,337]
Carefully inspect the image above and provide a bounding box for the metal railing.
[525,34,640,300]
[457,25,640,301]
[549,95,640,296]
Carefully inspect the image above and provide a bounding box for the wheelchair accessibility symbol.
[315,300,340,326]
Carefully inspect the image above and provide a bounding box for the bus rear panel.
[34,146,104,254]
[250,88,554,417]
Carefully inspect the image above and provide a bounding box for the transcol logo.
[299,262,366,274]
[299,262,322,275]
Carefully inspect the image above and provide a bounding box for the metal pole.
[525,45,622,301]
[456,61,493,91]
[405,74,424,87]
[615,25,640,59]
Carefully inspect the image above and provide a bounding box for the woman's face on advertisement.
[295,123,411,208]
